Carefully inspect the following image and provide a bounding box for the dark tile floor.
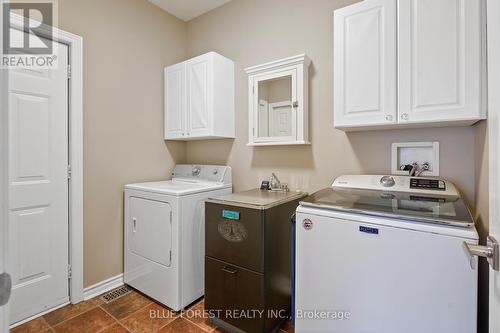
[11,288,295,333]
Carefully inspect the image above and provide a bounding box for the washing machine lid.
[300,175,474,228]
[125,180,230,196]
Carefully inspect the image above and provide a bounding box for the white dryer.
[124,165,232,311]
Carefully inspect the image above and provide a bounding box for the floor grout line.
[21,291,293,333]
[180,313,215,333]
[96,304,129,333]
[48,301,101,330]
[154,314,188,333]
[108,298,155,323]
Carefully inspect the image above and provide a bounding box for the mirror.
[257,76,292,138]
[245,54,311,146]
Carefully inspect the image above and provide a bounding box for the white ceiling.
[148,0,232,21]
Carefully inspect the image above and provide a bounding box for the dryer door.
[129,197,172,267]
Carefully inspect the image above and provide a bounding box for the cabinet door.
[333,0,397,129]
[187,54,213,137]
[251,69,297,144]
[398,0,484,123]
[165,63,186,139]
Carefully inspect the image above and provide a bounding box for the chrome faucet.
[269,173,289,192]
[270,173,281,190]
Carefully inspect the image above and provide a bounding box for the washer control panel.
[410,178,446,191]
[172,165,232,184]
[380,176,396,188]
[333,175,459,197]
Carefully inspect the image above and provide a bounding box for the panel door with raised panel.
[398,0,484,123]
[165,62,186,139]
[187,54,213,137]
[8,31,69,324]
[334,0,397,128]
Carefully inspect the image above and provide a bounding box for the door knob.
[385,115,393,121]
[401,113,409,121]
[464,236,499,271]
[0,273,12,306]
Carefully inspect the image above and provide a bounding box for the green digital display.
[222,210,240,220]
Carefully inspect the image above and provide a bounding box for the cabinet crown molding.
[245,54,311,75]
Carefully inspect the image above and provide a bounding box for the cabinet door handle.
[401,113,409,121]
[385,115,393,121]
[292,101,299,108]
[221,267,238,274]
[132,217,137,233]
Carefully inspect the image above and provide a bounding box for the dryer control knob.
[192,166,201,176]
[380,176,395,188]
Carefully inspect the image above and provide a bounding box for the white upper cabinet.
[164,52,235,140]
[333,0,486,131]
[334,0,397,128]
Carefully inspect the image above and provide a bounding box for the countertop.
[207,188,307,209]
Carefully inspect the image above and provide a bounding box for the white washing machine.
[295,175,478,333]
[124,165,232,311]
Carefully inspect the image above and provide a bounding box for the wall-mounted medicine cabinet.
[245,54,311,146]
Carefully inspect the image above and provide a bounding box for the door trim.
[1,3,9,332]
[9,14,84,305]
[488,0,500,331]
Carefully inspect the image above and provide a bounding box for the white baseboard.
[10,274,124,328]
[83,274,124,301]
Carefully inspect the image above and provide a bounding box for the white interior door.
[0,2,9,330]
[268,101,293,137]
[8,30,70,324]
[488,1,500,332]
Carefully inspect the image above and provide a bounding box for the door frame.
[1,2,9,332]
[8,14,84,306]
[488,0,500,331]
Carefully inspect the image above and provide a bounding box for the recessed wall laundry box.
[164,51,235,140]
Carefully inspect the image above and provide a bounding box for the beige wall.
[185,0,476,204]
[54,0,486,297]
[58,0,187,287]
